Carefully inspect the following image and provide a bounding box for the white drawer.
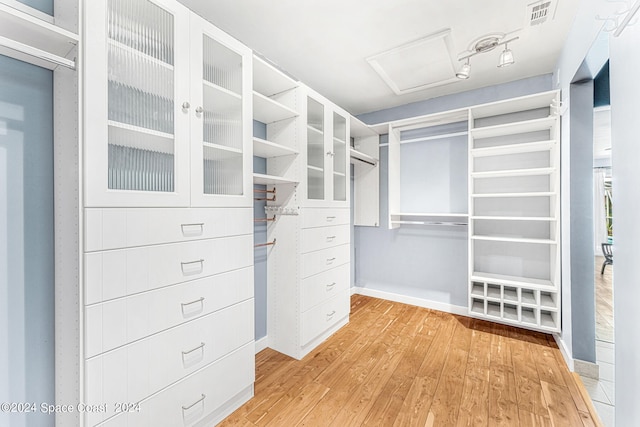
[85,207,252,251]
[84,267,253,358]
[301,224,350,254]
[301,290,350,345]
[84,300,254,426]
[301,243,350,279]
[301,264,350,312]
[84,235,252,305]
[93,342,254,427]
[301,208,350,229]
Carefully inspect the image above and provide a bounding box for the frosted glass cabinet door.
[307,96,325,201]
[332,112,348,202]
[189,16,253,207]
[84,0,191,207]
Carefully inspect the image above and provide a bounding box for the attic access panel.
[366,29,458,95]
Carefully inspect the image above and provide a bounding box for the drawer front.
[85,207,252,251]
[96,342,254,427]
[301,290,350,345]
[85,267,253,358]
[84,235,252,305]
[301,244,350,279]
[301,264,350,312]
[301,224,350,254]
[84,300,254,426]
[301,208,350,229]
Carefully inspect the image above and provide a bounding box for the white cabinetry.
[82,1,254,426]
[85,0,252,208]
[468,91,561,333]
[350,117,380,227]
[303,89,350,207]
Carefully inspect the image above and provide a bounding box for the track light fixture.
[456,58,471,79]
[456,36,519,80]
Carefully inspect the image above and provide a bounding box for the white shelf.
[108,120,174,139]
[470,90,559,119]
[350,148,378,166]
[471,140,556,157]
[307,165,323,173]
[253,137,298,158]
[472,216,555,222]
[350,116,378,138]
[471,167,556,179]
[204,80,242,111]
[391,220,467,226]
[253,91,298,124]
[0,1,78,70]
[108,121,174,154]
[252,55,298,97]
[400,130,468,145]
[253,173,298,185]
[471,235,557,245]
[472,192,556,198]
[471,116,556,139]
[391,212,468,218]
[203,142,242,160]
[471,272,554,290]
[109,39,173,70]
[307,124,324,136]
[333,171,346,178]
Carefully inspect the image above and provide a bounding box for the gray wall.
[16,0,53,15]
[569,80,596,363]
[0,54,55,427]
[353,75,553,309]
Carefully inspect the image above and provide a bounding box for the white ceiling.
[178,0,581,116]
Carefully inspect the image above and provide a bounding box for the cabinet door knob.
[182,101,191,110]
[195,106,204,114]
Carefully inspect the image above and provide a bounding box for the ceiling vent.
[366,29,459,95]
[527,0,557,26]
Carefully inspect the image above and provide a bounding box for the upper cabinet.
[189,15,252,207]
[84,0,252,207]
[303,89,350,207]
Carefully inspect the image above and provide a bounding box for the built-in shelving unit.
[253,172,298,185]
[387,113,469,229]
[0,1,78,70]
[351,117,380,226]
[468,90,560,333]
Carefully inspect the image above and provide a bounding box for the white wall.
[609,19,640,424]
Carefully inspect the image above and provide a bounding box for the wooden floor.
[220,295,601,427]
[595,256,614,343]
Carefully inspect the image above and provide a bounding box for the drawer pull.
[326,235,336,241]
[181,223,204,236]
[182,393,206,411]
[326,282,336,290]
[326,216,336,222]
[326,310,336,320]
[326,257,336,264]
[181,259,204,275]
[182,342,206,356]
[180,297,205,315]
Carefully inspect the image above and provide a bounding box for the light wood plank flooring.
[595,256,614,343]
[220,295,601,426]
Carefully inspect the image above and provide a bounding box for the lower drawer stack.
[83,208,255,427]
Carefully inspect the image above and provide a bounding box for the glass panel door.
[107,0,176,192]
[333,112,347,201]
[201,35,244,195]
[307,97,324,200]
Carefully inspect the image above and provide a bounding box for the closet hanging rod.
[392,220,468,226]
[254,188,276,194]
[0,35,76,70]
[254,239,276,248]
[351,156,377,166]
[254,217,276,222]
[254,197,276,202]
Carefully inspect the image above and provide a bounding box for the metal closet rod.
[254,189,276,194]
[254,238,276,248]
[254,217,276,222]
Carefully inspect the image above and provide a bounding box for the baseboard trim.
[255,336,269,354]
[554,334,575,371]
[574,359,600,380]
[351,286,468,316]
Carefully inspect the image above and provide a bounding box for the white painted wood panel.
[84,207,252,251]
[84,235,252,305]
[300,224,350,254]
[300,207,349,229]
[301,290,350,345]
[300,264,350,312]
[84,267,253,357]
[300,243,350,279]
[84,300,253,425]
